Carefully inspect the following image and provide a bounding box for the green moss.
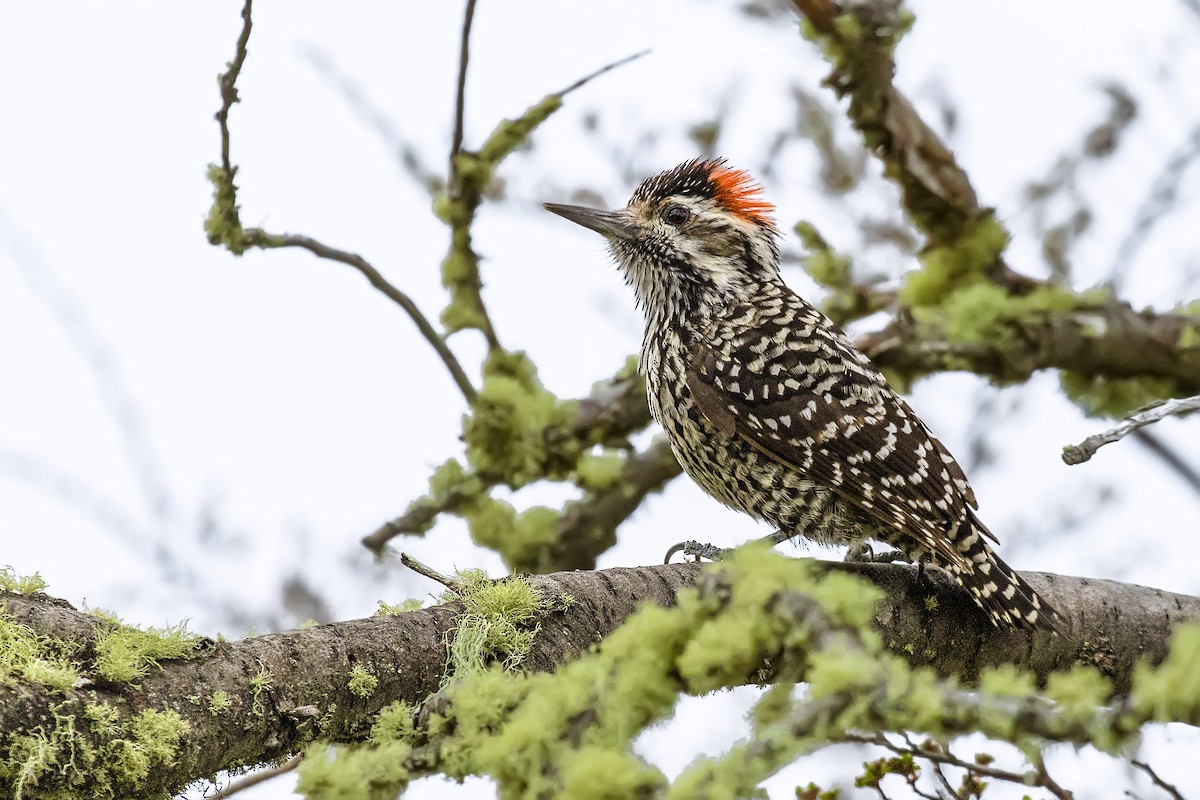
[0,608,82,692]
[463,498,560,573]
[370,701,417,745]
[208,690,232,716]
[374,599,423,616]
[438,93,565,337]
[929,283,1080,347]
[1059,372,1176,418]
[462,351,576,488]
[900,214,1009,307]
[2,703,186,797]
[204,163,247,254]
[979,664,1036,699]
[295,740,412,800]
[558,747,665,798]
[348,665,379,698]
[444,573,547,678]
[796,221,852,290]
[92,615,197,684]
[574,451,626,491]
[0,568,47,595]
[1133,623,1200,726]
[250,661,274,716]
[1045,666,1111,715]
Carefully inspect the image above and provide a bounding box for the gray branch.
[1062,395,1200,465]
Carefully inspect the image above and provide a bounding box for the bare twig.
[242,230,477,403]
[1062,395,1200,465]
[853,733,1034,790]
[1034,752,1074,800]
[1131,759,1185,800]
[447,0,478,195]
[215,0,253,181]
[400,552,461,593]
[211,754,302,799]
[206,0,477,404]
[556,49,650,97]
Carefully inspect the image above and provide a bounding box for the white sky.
[1,2,1199,798]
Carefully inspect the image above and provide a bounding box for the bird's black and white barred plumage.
[545,158,1059,630]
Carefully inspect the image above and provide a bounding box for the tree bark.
[1,560,1197,797]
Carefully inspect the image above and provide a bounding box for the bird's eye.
[662,204,691,226]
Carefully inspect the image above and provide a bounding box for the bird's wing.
[686,295,990,568]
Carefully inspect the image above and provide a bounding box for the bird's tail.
[949,513,1062,631]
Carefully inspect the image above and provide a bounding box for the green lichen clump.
[462,350,578,487]
[91,613,198,684]
[443,571,549,678]
[348,665,379,698]
[939,284,1078,345]
[464,500,560,574]
[250,662,274,717]
[0,703,188,798]
[437,92,565,335]
[796,221,852,290]
[1132,623,1200,726]
[1059,372,1177,418]
[208,690,232,716]
[203,163,247,255]
[900,214,1010,308]
[294,547,901,799]
[573,451,626,492]
[375,599,424,616]
[0,568,48,596]
[0,609,81,692]
[286,548,1200,800]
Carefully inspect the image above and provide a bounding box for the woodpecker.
[545,158,1059,630]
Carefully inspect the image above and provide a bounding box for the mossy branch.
[362,362,653,565]
[3,557,1198,797]
[435,49,647,344]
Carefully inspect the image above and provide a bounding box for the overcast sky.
[2,2,1199,798]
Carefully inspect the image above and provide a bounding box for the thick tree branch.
[860,301,1200,392]
[3,560,1197,796]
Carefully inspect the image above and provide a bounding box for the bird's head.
[545,159,781,322]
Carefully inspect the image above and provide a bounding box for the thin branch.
[1062,395,1200,465]
[211,754,302,799]
[206,0,477,404]
[856,733,1035,790]
[1131,759,1185,800]
[241,230,477,403]
[362,366,652,558]
[1034,752,1074,800]
[215,0,253,180]
[400,552,461,593]
[447,0,478,195]
[556,49,650,97]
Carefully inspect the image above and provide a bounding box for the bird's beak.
[543,203,636,241]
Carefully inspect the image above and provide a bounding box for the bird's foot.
[663,540,728,563]
[844,543,910,564]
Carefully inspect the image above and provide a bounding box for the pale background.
[2,2,1199,797]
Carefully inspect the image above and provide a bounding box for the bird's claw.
[664,540,728,563]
